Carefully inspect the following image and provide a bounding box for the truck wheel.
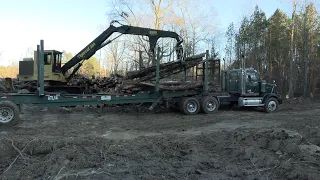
[201,96,219,114]
[181,97,200,115]
[264,97,279,113]
[0,101,20,126]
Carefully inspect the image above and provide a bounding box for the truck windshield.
[247,72,257,81]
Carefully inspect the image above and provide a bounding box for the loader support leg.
[149,96,163,110]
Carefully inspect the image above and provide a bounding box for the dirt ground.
[0,98,320,180]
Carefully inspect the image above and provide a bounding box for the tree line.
[225,2,320,97]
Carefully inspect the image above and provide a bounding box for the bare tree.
[105,39,127,74]
[24,47,34,58]
[288,0,297,98]
[174,0,217,55]
[107,0,141,25]
[105,0,217,70]
[106,0,178,67]
[143,0,174,29]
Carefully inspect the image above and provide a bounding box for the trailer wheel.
[180,97,200,115]
[264,97,279,113]
[201,96,219,114]
[0,101,20,126]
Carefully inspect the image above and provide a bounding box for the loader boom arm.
[61,21,183,81]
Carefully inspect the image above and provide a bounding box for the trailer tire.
[180,97,200,115]
[201,96,219,114]
[0,101,20,126]
[264,97,279,113]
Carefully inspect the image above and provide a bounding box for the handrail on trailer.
[37,40,45,96]
[203,50,210,92]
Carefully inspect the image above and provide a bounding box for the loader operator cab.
[43,50,62,73]
[17,49,67,83]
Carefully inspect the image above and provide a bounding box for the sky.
[0,0,319,66]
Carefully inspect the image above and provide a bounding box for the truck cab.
[221,67,282,112]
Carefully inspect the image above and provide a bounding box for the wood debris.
[67,53,207,94]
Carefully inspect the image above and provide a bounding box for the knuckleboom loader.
[17,20,184,91]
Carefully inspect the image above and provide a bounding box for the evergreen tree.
[225,22,235,68]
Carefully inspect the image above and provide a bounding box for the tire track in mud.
[1,100,320,180]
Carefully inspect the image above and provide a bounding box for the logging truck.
[0,23,281,127]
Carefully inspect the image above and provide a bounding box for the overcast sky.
[0,0,318,66]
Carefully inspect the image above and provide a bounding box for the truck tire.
[180,97,200,115]
[0,101,21,126]
[264,97,279,113]
[201,96,219,114]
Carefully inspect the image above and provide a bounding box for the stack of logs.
[68,53,207,94]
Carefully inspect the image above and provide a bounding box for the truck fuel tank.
[238,97,263,107]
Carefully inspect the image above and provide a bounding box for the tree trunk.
[288,0,296,98]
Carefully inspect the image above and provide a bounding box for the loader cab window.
[44,53,52,65]
[52,52,62,73]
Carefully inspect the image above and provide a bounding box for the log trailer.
[0,29,282,127]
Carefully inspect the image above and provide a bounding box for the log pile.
[67,74,124,93]
[0,78,25,93]
[67,53,207,94]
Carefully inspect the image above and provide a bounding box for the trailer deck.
[0,90,203,107]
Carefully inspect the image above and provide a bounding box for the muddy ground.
[0,98,320,180]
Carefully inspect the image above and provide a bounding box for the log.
[126,53,206,79]
[139,81,203,91]
[135,58,205,82]
[64,53,207,93]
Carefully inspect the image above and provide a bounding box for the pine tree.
[225,22,235,68]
